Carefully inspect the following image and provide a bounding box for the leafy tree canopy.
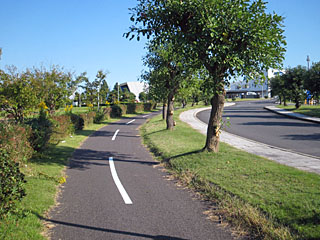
[127,0,286,91]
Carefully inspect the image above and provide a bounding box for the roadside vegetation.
[141,106,320,240]
[277,105,320,118]
[270,62,320,109]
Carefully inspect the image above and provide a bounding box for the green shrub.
[26,113,53,152]
[51,115,74,142]
[94,110,105,124]
[0,149,26,217]
[111,105,123,118]
[103,107,112,119]
[0,123,33,164]
[126,103,137,114]
[70,113,84,130]
[80,112,96,128]
[143,102,156,111]
[232,97,236,101]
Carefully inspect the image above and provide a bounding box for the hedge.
[0,123,32,217]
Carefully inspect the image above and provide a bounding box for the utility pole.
[307,55,310,70]
[117,82,120,102]
[0,48,2,81]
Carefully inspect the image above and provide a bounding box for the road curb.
[264,106,320,124]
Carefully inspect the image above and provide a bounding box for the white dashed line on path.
[109,157,133,205]
[126,119,135,125]
[112,129,120,141]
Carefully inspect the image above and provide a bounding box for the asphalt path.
[197,100,320,158]
[48,112,234,240]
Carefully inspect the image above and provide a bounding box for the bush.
[126,103,137,114]
[143,102,156,111]
[94,110,105,124]
[111,105,123,118]
[103,107,112,119]
[232,97,236,101]
[80,112,96,128]
[0,149,26,217]
[0,122,33,164]
[70,113,84,130]
[51,115,74,142]
[26,113,53,152]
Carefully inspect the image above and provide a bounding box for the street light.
[307,55,310,70]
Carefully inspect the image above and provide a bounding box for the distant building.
[226,69,285,99]
[119,81,148,102]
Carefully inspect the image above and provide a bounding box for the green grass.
[0,111,146,239]
[277,105,320,118]
[141,107,320,239]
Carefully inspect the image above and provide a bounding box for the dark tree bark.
[162,102,167,120]
[203,91,226,152]
[166,92,175,130]
[182,99,187,108]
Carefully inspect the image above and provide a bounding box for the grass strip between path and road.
[0,112,149,240]
[141,106,320,240]
[277,104,320,118]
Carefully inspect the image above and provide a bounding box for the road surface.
[197,100,320,158]
[48,112,234,240]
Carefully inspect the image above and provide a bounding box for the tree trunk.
[182,99,187,108]
[162,103,167,120]
[283,95,287,106]
[203,91,226,152]
[166,92,175,130]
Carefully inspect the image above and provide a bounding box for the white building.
[226,69,285,99]
[119,81,148,102]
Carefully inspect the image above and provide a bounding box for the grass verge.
[141,107,320,240]
[0,111,147,239]
[277,105,320,118]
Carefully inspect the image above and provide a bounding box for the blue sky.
[1,0,319,89]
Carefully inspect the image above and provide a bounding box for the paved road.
[197,100,320,158]
[48,113,234,240]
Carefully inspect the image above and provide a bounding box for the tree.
[143,41,194,130]
[100,79,110,105]
[107,83,122,103]
[94,70,108,110]
[0,67,37,123]
[141,68,169,120]
[126,0,286,152]
[270,74,290,106]
[31,66,76,112]
[283,66,306,109]
[305,62,320,100]
[121,88,136,102]
[139,92,148,102]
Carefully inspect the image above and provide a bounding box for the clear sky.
[1,0,319,89]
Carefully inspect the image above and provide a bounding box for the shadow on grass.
[165,149,204,163]
[30,145,76,166]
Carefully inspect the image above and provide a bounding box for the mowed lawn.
[141,107,320,240]
[278,104,320,118]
